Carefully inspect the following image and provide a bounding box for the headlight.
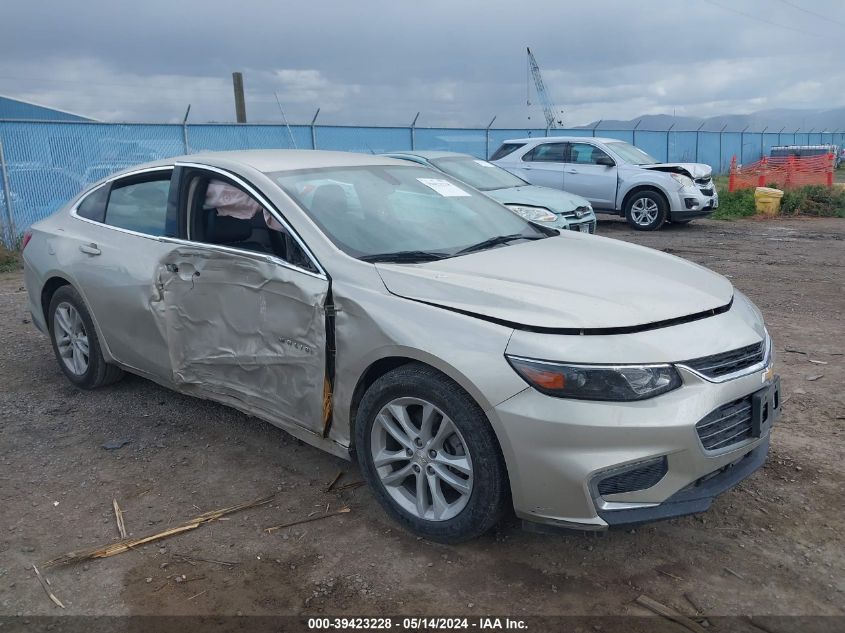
[506,355,682,401]
[505,204,557,223]
[670,173,695,189]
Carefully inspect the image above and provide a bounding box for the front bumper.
[565,216,597,234]
[597,437,768,526]
[491,360,777,531]
[667,187,718,220]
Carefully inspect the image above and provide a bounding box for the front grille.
[597,457,668,496]
[696,395,753,451]
[699,187,714,196]
[682,341,765,379]
[561,205,591,219]
[695,177,712,187]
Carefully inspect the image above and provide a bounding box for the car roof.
[112,149,410,176]
[383,150,474,160]
[501,136,626,144]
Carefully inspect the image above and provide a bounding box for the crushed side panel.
[152,247,330,434]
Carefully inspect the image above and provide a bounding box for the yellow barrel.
[754,187,784,216]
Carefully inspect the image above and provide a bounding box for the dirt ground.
[0,217,843,624]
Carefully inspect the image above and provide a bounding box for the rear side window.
[105,174,172,236]
[523,143,567,162]
[489,143,525,161]
[76,185,109,222]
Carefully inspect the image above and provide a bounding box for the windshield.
[606,141,659,165]
[430,156,527,191]
[270,165,547,261]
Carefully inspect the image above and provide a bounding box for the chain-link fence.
[1,118,843,246]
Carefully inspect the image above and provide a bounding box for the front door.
[562,142,618,209]
[155,167,331,435]
[156,246,330,433]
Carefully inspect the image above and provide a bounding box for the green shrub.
[780,185,845,217]
[0,244,21,273]
[712,188,757,219]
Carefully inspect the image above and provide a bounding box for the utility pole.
[232,72,247,123]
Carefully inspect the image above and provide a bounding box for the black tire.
[48,285,124,389]
[354,363,508,543]
[624,190,668,231]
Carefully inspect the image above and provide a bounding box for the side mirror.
[596,156,615,167]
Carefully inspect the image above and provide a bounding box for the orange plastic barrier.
[729,154,834,191]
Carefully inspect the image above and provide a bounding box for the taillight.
[21,231,32,250]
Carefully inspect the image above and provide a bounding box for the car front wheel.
[48,285,124,389]
[355,363,507,543]
[625,191,668,231]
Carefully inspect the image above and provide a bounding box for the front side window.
[430,156,527,191]
[569,143,613,165]
[271,165,547,260]
[605,141,659,165]
[186,175,316,272]
[104,174,172,235]
[523,143,567,163]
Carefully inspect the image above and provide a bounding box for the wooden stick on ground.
[634,594,707,633]
[42,493,276,568]
[32,564,65,609]
[113,498,127,539]
[324,471,345,493]
[329,480,365,493]
[265,507,351,534]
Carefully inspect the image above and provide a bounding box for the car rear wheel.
[625,191,667,231]
[48,286,124,389]
[355,363,507,543]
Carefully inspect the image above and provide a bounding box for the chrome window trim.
[175,161,326,279]
[677,332,772,384]
[69,166,175,241]
[157,236,327,282]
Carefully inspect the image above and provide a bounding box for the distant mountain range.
[580,108,845,133]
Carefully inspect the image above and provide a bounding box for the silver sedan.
[23,150,779,541]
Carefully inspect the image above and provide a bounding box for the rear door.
[562,142,618,209]
[511,142,566,189]
[67,167,180,379]
[155,165,331,436]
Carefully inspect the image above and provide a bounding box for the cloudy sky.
[2,0,844,126]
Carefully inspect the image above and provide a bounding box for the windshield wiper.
[360,250,451,263]
[455,233,545,256]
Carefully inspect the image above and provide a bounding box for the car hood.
[375,233,733,330]
[641,162,712,179]
[484,185,590,214]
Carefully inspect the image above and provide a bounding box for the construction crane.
[526,47,563,129]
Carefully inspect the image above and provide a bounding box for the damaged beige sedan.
[23,150,780,542]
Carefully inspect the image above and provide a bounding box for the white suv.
[491,137,718,230]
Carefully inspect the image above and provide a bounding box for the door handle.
[566,169,579,174]
[79,243,101,256]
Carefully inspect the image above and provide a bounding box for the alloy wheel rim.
[54,302,89,376]
[370,397,473,522]
[631,198,659,225]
